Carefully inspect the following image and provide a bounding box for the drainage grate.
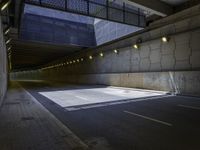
[21,117,35,121]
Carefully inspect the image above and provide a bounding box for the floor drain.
[21,117,35,121]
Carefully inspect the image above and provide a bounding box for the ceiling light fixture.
[133,38,142,50]
[8,46,11,51]
[161,36,170,43]
[113,49,118,54]
[99,52,104,57]
[133,44,139,49]
[89,56,93,60]
[4,28,10,35]
[1,0,11,11]
[6,38,11,44]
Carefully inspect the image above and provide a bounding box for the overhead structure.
[124,0,173,17]
[23,0,146,27]
[2,0,196,71]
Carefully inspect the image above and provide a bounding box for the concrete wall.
[22,4,141,47]
[0,16,8,106]
[94,19,142,45]
[20,13,96,47]
[11,70,200,96]
[11,5,200,96]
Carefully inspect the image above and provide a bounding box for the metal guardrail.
[23,0,146,27]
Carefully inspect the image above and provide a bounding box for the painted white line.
[65,95,173,111]
[178,105,200,110]
[75,96,88,100]
[124,111,172,127]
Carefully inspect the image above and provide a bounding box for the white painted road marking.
[124,111,172,127]
[178,105,200,110]
[65,95,172,111]
[75,96,88,100]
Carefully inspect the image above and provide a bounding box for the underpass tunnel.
[1,0,200,150]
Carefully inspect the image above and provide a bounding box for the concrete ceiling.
[125,0,192,17]
[10,39,84,70]
[161,0,189,6]
[124,0,173,17]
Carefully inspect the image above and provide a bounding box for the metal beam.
[123,0,173,17]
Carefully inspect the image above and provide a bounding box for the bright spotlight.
[99,52,104,57]
[113,49,118,54]
[133,44,139,49]
[162,36,170,43]
[89,56,93,60]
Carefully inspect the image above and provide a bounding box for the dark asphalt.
[19,81,200,150]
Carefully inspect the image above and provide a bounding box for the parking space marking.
[124,111,172,127]
[178,105,200,110]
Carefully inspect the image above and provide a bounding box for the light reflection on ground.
[39,86,168,110]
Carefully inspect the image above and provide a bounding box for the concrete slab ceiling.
[123,0,173,17]
[123,0,190,17]
[161,0,189,6]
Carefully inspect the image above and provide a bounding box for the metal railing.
[23,0,146,27]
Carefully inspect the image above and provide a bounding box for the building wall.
[11,5,200,96]
[0,16,8,106]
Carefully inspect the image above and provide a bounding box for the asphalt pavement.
[19,80,200,150]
